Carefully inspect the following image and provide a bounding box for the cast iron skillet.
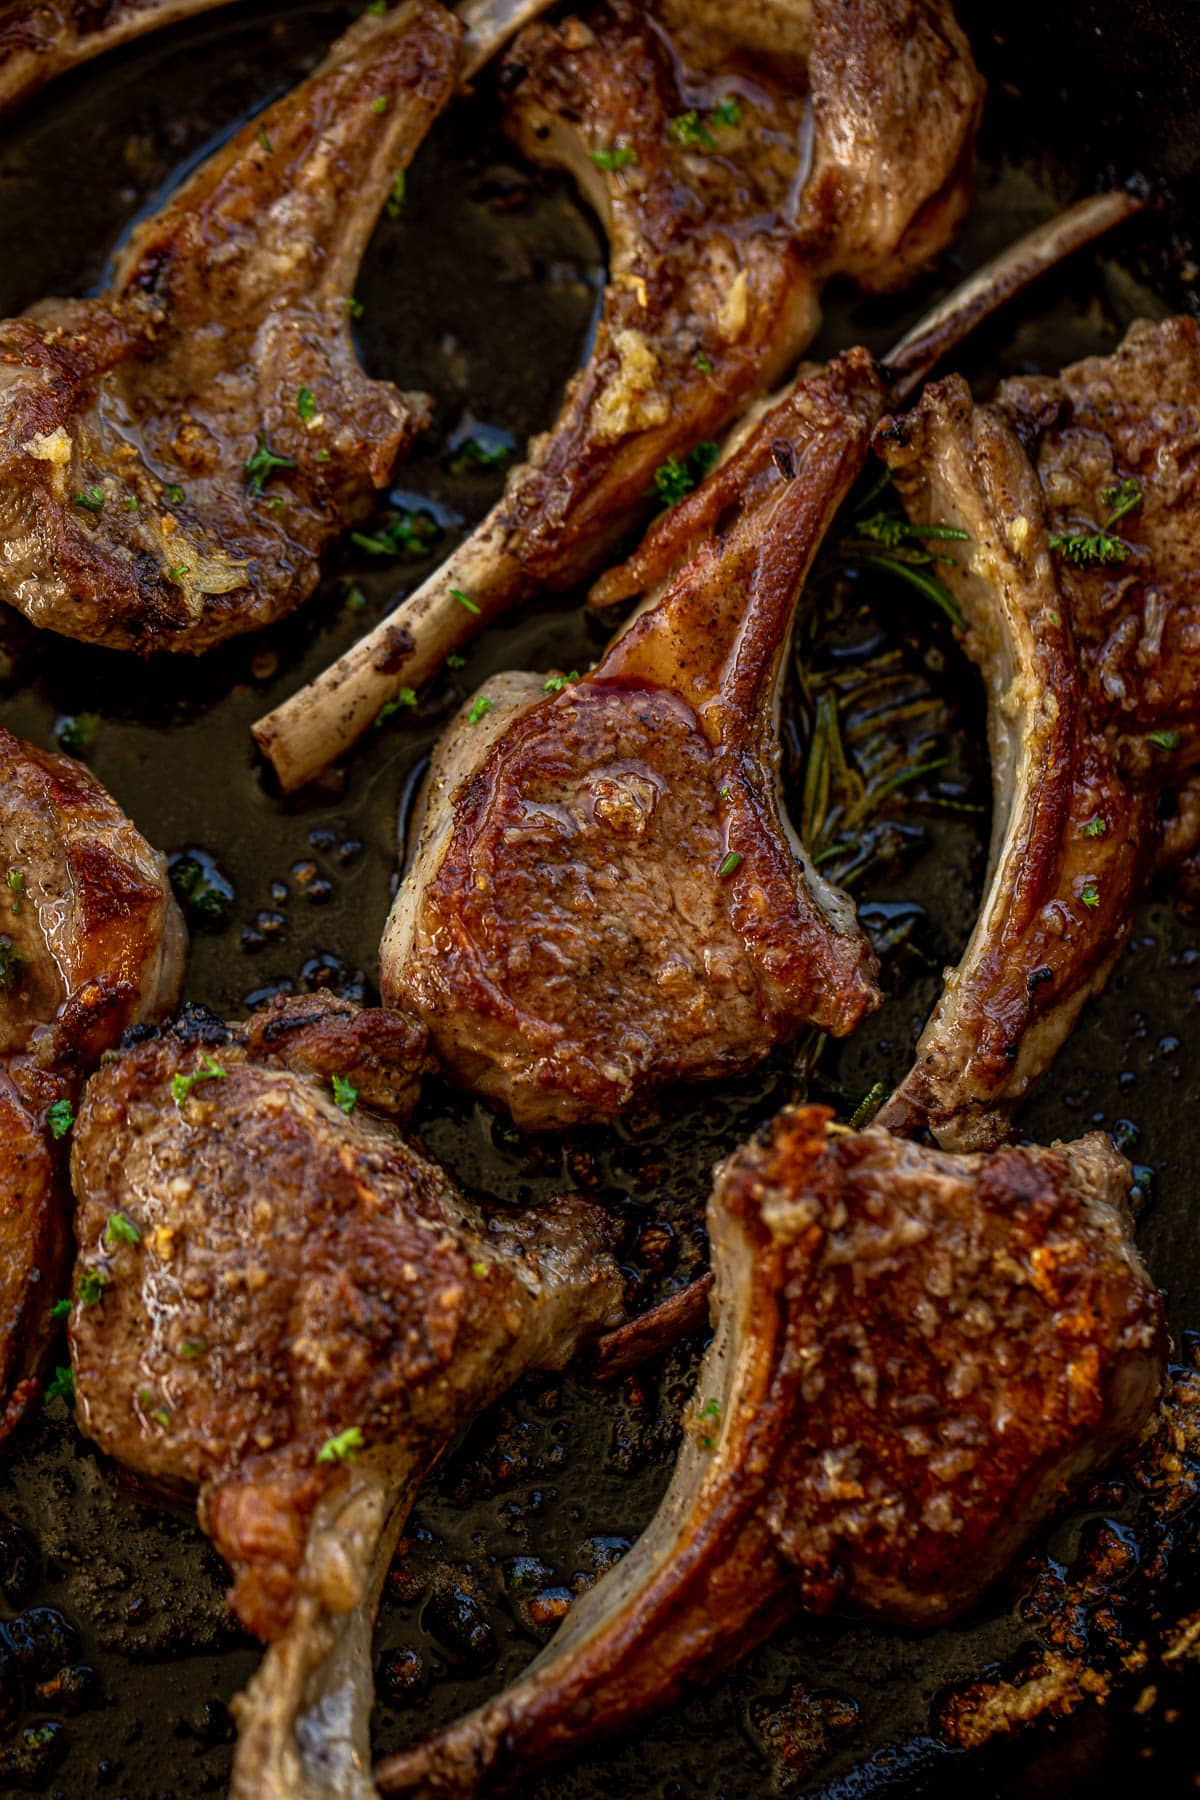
[0,2,1198,1795]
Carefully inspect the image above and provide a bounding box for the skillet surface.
[0,2,1199,1795]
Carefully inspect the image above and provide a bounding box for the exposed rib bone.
[253,0,984,790]
[375,1108,1164,1797]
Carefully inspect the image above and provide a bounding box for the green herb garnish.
[711,97,742,128]
[56,713,98,756]
[78,1266,108,1307]
[717,850,742,878]
[171,1054,227,1107]
[104,1210,141,1249]
[351,507,439,560]
[669,109,715,150]
[449,434,513,475]
[51,1298,72,1321]
[316,1425,364,1464]
[542,671,580,694]
[386,170,406,219]
[165,483,185,505]
[1148,729,1182,751]
[1081,816,1108,838]
[372,95,389,114]
[446,651,466,670]
[297,386,316,424]
[178,1337,208,1358]
[590,145,638,172]
[346,296,365,320]
[1100,477,1142,526]
[374,688,417,728]
[331,1075,358,1114]
[468,695,494,725]
[74,486,105,513]
[849,1080,888,1128]
[257,126,273,154]
[45,1365,74,1405]
[245,432,296,494]
[694,350,714,375]
[0,936,23,990]
[47,1098,74,1140]
[1080,882,1100,910]
[653,440,720,507]
[451,587,480,614]
[1047,530,1127,566]
[7,868,22,914]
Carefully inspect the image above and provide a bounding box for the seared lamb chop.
[379,197,1143,1131]
[377,1105,1164,1797]
[254,0,984,790]
[69,992,623,1799]
[384,349,886,1129]
[0,1,239,115]
[0,0,465,653]
[875,315,1200,1149]
[0,724,183,1442]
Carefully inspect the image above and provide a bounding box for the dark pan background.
[0,2,1199,1795]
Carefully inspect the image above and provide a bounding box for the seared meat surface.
[876,315,1200,1148]
[378,1106,1164,1797]
[383,350,886,1129]
[0,2,240,115]
[0,724,183,1442]
[69,992,623,1798]
[0,0,462,652]
[254,0,983,790]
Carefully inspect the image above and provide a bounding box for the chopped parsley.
[372,95,389,115]
[73,486,105,513]
[178,1337,208,1358]
[670,109,715,150]
[717,850,742,878]
[346,296,365,320]
[316,1425,364,1464]
[694,350,714,375]
[386,170,406,219]
[244,433,296,494]
[331,1074,358,1114]
[126,494,139,511]
[468,695,494,725]
[366,0,386,11]
[297,386,316,424]
[451,587,480,614]
[590,145,638,172]
[51,1298,72,1321]
[471,1261,488,1277]
[710,97,742,128]
[857,513,969,549]
[446,650,466,670]
[374,688,417,728]
[7,868,22,914]
[653,440,720,507]
[165,483,185,505]
[45,1365,74,1405]
[351,507,440,560]
[104,1210,141,1249]
[345,584,366,612]
[449,432,513,476]
[543,671,580,694]
[78,1266,108,1307]
[1079,882,1100,910]
[1100,476,1142,525]
[138,1390,170,1429]
[1148,729,1182,751]
[171,1054,227,1107]
[698,1397,721,1449]
[1081,816,1108,838]
[257,126,273,154]
[0,936,23,990]
[166,564,190,580]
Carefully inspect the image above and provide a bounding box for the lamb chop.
[253,0,985,791]
[376,1104,1165,1797]
[0,724,184,1442]
[0,1,239,115]
[0,0,468,653]
[873,314,1200,1150]
[68,991,623,1800]
[379,196,1143,1131]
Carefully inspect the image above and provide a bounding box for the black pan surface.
[1,2,1199,1795]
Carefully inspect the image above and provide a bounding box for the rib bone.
[254,0,984,790]
[376,1107,1165,1796]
